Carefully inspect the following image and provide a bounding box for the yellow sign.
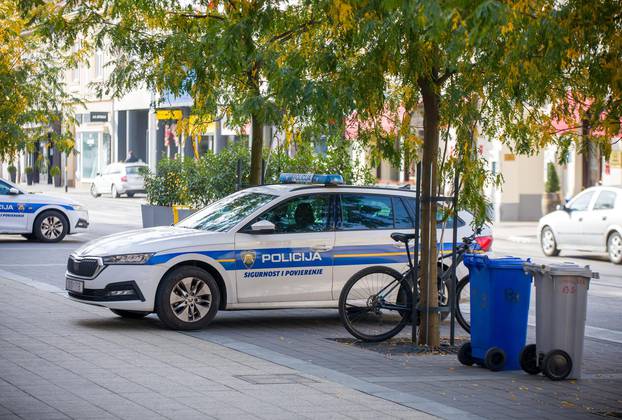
[610,150,622,168]
[156,110,182,120]
[503,153,516,161]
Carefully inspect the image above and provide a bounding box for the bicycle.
[338,229,480,342]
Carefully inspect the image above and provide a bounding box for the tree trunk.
[249,113,264,186]
[417,77,441,347]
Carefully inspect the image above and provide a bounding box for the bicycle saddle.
[390,232,416,243]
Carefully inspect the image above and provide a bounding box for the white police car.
[66,174,491,329]
[0,178,89,242]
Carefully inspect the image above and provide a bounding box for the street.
[1,185,621,419]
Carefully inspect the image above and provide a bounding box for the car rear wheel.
[155,266,220,330]
[126,192,135,198]
[111,184,120,198]
[608,232,622,264]
[540,227,560,257]
[34,210,68,243]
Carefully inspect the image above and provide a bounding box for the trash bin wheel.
[457,342,474,366]
[519,344,541,375]
[542,349,572,381]
[484,347,506,372]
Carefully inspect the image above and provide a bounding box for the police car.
[0,177,89,242]
[66,174,491,330]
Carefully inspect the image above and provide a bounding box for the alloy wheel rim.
[542,230,555,252]
[41,216,63,239]
[169,277,212,323]
[610,235,622,258]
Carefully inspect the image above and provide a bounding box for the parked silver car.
[538,186,622,264]
[90,162,147,198]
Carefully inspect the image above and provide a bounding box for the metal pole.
[411,161,422,343]
[261,159,265,185]
[236,159,242,191]
[449,165,460,345]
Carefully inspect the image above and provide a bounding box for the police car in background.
[0,178,89,242]
[66,174,492,329]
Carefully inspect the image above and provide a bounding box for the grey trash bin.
[521,263,598,381]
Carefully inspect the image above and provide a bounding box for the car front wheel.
[608,232,622,264]
[90,183,101,198]
[540,226,560,257]
[34,210,68,243]
[155,266,220,330]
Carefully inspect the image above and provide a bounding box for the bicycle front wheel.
[456,275,471,333]
[339,266,412,342]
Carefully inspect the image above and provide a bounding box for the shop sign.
[503,153,516,161]
[156,110,183,120]
[610,150,622,168]
[90,112,109,122]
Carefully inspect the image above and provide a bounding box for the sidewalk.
[0,275,431,420]
[492,222,538,244]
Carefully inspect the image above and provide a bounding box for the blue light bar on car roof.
[279,173,344,185]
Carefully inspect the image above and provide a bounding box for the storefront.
[75,112,112,182]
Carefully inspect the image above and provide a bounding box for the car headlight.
[102,253,154,265]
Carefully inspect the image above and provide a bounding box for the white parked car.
[538,185,622,264]
[66,174,492,330]
[0,177,89,242]
[90,162,147,198]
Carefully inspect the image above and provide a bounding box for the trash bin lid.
[523,262,598,279]
[464,254,529,269]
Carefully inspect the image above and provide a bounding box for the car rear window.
[125,166,145,175]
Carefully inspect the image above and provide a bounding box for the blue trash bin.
[457,254,533,371]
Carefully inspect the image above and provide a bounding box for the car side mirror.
[249,220,276,234]
[8,187,20,195]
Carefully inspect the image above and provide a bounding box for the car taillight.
[121,176,127,182]
[474,235,493,252]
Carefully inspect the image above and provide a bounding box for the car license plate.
[66,279,84,294]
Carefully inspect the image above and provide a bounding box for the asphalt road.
[1,186,620,339]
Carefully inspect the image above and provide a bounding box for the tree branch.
[268,19,319,44]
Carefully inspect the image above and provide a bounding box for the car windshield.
[177,191,276,232]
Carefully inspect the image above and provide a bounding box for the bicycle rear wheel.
[456,275,471,333]
[339,266,412,342]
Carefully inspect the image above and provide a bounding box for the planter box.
[141,205,196,228]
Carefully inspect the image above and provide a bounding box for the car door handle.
[311,245,332,252]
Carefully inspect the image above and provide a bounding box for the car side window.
[253,194,331,234]
[593,191,617,210]
[403,198,465,228]
[339,194,394,230]
[393,197,414,228]
[568,191,594,211]
[0,181,11,195]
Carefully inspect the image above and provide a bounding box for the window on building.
[593,191,617,210]
[94,50,104,79]
[71,42,81,83]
